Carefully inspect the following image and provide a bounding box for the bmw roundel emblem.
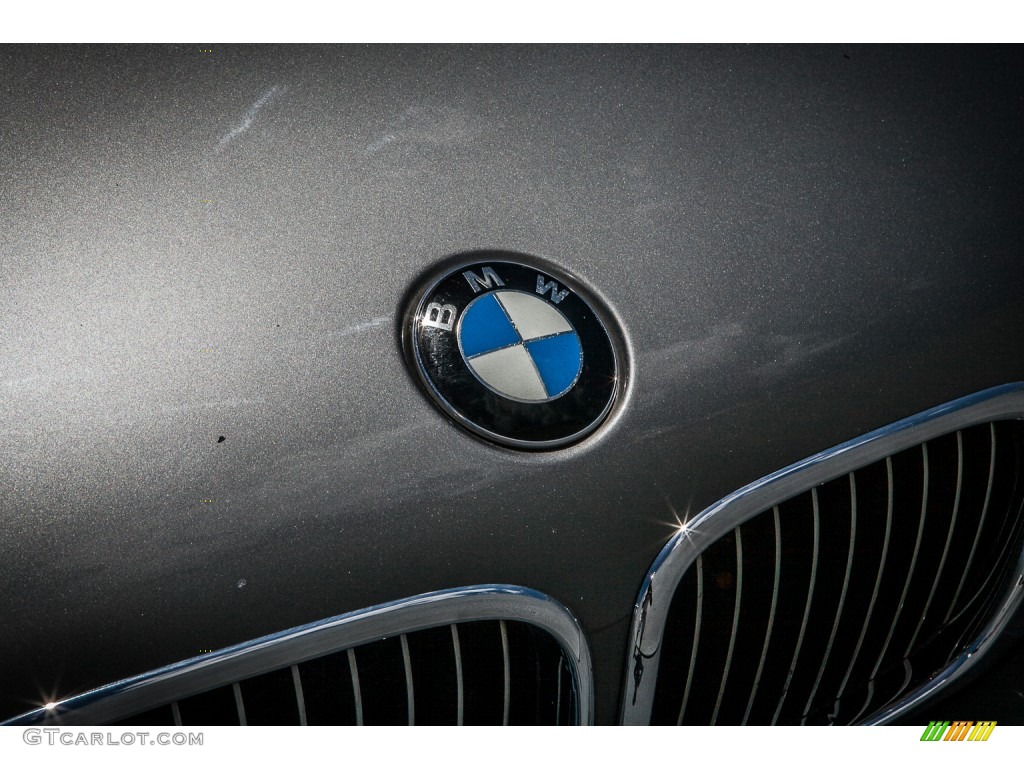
[406,256,622,449]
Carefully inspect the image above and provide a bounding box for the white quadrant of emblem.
[457,289,583,402]
[466,344,549,401]
[494,291,573,340]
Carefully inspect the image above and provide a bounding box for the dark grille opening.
[297,643,359,725]
[651,420,1024,725]
[407,625,458,725]
[459,621,507,725]
[114,619,576,726]
[238,666,301,725]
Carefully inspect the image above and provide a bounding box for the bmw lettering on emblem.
[407,258,620,448]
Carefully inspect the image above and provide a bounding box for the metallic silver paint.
[1,45,1022,724]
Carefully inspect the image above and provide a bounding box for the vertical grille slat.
[711,530,742,725]
[556,656,563,725]
[675,555,703,725]
[499,620,510,727]
[291,665,307,726]
[232,682,246,726]
[741,507,780,725]
[568,663,576,724]
[348,648,363,726]
[400,634,414,726]
[771,487,820,725]
[648,418,1024,725]
[451,624,464,726]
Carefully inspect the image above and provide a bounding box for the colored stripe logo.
[458,290,583,402]
[920,721,996,741]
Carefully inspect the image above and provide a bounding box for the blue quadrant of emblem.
[459,293,522,358]
[525,332,583,398]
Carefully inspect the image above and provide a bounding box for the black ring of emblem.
[405,257,621,449]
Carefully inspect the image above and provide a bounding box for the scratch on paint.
[363,133,398,156]
[334,316,390,339]
[363,106,423,157]
[216,85,285,153]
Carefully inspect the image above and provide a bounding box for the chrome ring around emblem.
[405,256,623,449]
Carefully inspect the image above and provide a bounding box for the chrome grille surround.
[621,383,1024,725]
[6,585,593,726]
